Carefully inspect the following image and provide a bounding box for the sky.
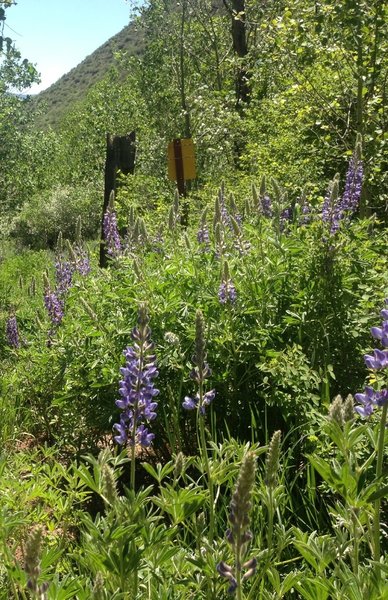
[5,0,132,94]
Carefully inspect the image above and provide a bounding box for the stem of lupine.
[130,422,137,491]
[267,486,274,551]
[373,402,387,565]
[129,332,145,491]
[197,377,215,544]
[236,533,243,600]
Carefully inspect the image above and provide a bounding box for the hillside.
[32,21,144,129]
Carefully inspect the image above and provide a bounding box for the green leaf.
[367,484,388,502]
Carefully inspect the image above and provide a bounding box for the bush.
[12,183,102,248]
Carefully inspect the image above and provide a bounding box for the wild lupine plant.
[182,309,215,415]
[218,261,237,305]
[55,232,73,297]
[217,451,257,598]
[197,207,210,251]
[6,314,19,348]
[73,217,91,275]
[113,303,159,489]
[253,176,272,218]
[355,298,388,417]
[322,135,363,235]
[24,528,49,599]
[43,273,64,329]
[103,192,121,258]
[182,309,216,541]
[355,298,388,565]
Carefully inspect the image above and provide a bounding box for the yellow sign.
[168,138,196,181]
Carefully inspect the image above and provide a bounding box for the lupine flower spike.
[103,191,121,258]
[6,314,20,348]
[73,217,91,275]
[265,430,281,488]
[354,297,388,565]
[340,133,363,214]
[113,303,159,489]
[322,136,363,236]
[43,273,64,328]
[260,182,272,218]
[55,232,73,296]
[355,298,388,417]
[197,208,210,251]
[24,527,49,599]
[217,451,257,596]
[113,303,159,447]
[182,309,215,414]
[219,261,237,305]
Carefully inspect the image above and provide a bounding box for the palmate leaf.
[142,460,175,483]
[152,484,207,525]
[294,576,332,600]
[306,454,357,501]
[367,483,388,502]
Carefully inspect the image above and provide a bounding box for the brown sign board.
[168,138,196,181]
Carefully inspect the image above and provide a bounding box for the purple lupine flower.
[73,246,91,275]
[355,298,388,418]
[103,207,121,258]
[218,280,237,304]
[6,315,19,348]
[364,349,388,370]
[113,304,159,447]
[300,201,311,225]
[197,225,210,245]
[217,186,232,231]
[219,261,237,305]
[197,206,210,252]
[322,137,363,236]
[182,310,215,415]
[355,386,380,418]
[321,188,332,224]
[44,287,64,326]
[229,193,242,227]
[339,153,363,214]
[280,206,293,232]
[371,307,388,347]
[182,389,216,415]
[355,387,388,417]
[55,259,73,296]
[261,194,272,218]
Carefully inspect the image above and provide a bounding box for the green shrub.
[12,184,102,248]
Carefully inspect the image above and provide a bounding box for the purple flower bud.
[216,561,238,594]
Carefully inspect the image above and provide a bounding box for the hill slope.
[33,21,144,129]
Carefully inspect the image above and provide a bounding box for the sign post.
[100,132,136,268]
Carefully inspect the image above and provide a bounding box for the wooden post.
[99,132,136,268]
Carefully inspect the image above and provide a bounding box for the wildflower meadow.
[0,130,387,599]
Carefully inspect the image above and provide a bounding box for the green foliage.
[12,184,101,248]
[0,2,387,597]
